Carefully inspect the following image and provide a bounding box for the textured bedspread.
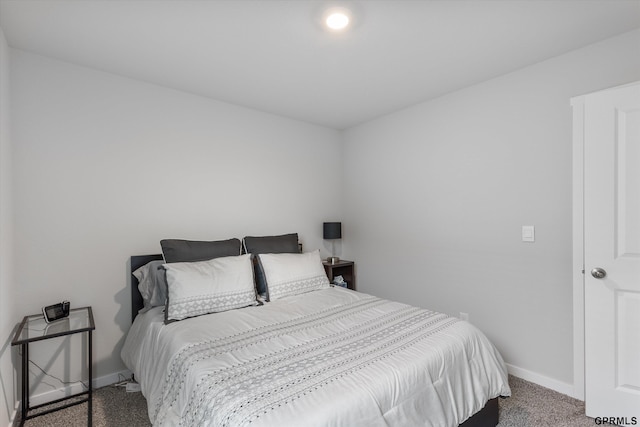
[122,287,510,427]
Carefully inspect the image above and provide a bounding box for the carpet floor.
[20,375,592,426]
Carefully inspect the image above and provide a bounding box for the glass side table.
[11,306,95,426]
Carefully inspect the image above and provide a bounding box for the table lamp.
[323,222,342,264]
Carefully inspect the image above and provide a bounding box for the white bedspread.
[121,287,510,427]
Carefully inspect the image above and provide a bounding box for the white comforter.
[121,287,510,427]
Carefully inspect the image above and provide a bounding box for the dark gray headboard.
[130,254,163,322]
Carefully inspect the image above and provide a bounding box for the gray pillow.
[132,260,168,313]
[242,233,299,254]
[160,238,242,263]
[243,233,300,295]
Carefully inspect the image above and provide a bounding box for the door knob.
[591,268,607,279]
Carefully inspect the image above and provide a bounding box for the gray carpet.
[497,376,589,427]
[21,375,591,426]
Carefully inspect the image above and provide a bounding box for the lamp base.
[327,256,340,264]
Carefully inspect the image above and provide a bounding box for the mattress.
[121,286,510,427]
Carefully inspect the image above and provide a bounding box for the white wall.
[10,49,343,399]
[6,25,640,414]
[0,25,16,427]
[342,29,640,391]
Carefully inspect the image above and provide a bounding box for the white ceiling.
[1,0,639,129]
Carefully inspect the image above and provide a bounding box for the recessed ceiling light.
[326,11,350,30]
[323,7,352,32]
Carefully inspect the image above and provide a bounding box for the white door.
[583,82,640,419]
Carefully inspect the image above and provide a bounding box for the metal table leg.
[88,329,92,426]
[20,343,28,427]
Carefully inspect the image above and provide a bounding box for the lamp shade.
[323,222,342,239]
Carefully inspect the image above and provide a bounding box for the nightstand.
[323,260,355,290]
[12,306,95,426]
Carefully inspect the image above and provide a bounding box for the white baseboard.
[26,369,132,408]
[7,401,18,427]
[506,363,580,400]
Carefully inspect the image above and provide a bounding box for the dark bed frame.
[129,254,500,427]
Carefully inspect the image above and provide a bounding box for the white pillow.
[258,250,330,301]
[163,254,258,322]
[133,260,167,313]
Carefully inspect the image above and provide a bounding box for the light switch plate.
[522,225,535,242]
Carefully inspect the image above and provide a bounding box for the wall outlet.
[459,312,469,322]
[126,382,141,393]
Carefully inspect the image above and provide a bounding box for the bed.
[121,237,510,427]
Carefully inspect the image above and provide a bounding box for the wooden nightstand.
[323,260,355,290]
